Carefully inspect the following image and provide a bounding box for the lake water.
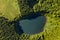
[19,14,46,34]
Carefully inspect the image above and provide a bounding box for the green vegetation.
[0,0,20,21]
[0,17,19,40]
[0,0,60,40]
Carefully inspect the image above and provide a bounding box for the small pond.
[18,13,46,34]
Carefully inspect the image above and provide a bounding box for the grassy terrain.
[0,0,20,21]
[0,0,60,40]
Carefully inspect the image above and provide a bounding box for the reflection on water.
[14,12,46,35]
[19,13,46,34]
[14,21,24,35]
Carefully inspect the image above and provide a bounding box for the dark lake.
[16,13,46,34]
[19,16,46,34]
[14,13,46,35]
